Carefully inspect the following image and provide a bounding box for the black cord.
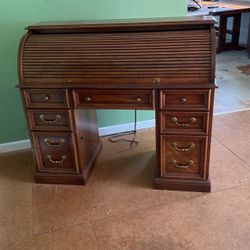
[108,110,139,148]
[193,0,202,9]
[188,0,202,11]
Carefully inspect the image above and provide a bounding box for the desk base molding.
[154,178,211,192]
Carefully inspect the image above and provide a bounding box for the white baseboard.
[99,119,155,136]
[0,119,156,154]
[0,139,31,154]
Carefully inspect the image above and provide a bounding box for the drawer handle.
[44,138,65,147]
[85,97,92,102]
[171,142,195,152]
[181,97,187,103]
[39,114,62,124]
[170,117,197,127]
[154,77,161,84]
[136,98,142,102]
[44,95,50,101]
[47,155,67,164]
[171,159,194,169]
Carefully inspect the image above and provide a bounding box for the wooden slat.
[22,29,212,83]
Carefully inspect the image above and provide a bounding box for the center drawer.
[73,89,154,109]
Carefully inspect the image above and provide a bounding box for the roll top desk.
[18,16,216,192]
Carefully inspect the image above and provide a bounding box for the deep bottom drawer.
[160,135,208,179]
[32,132,79,174]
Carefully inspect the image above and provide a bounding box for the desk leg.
[217,15,228,53]
[232,14,242,48]
[217,14,244,53]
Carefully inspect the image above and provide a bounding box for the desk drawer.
[28,110,72,131]
[23,89,69,108]
[32,132,79,174]
[73,89,154,109]
[160,135,207,179]
[160,89,210,110]
[160,111,209,135]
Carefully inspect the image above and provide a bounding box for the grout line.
[31,180,250,238]
[90,221,101,250]
[211,182,250,195]
[213,136,250,168]
[214,108,250,116]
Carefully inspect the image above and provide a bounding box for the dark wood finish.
[32,132,79,174]
[160,135,207,178]
[160,89,211,111]
[26,16,215,32]
[18,17,216,192]
[248,18,250,58]
[72,109,102,180]
[27,109,72,131]
[23,89,69,108]
[73,90,154,109]
[22,29,212,85]
[160,111,209,135]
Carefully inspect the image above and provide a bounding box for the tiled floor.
[1,51,250,249]
[215,51,250,114]
[1,110,250,250]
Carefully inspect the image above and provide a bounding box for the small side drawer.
[160,89,211,110]
[28,110,72,131]
[160,111,209,135]
[160,135,207,179]
[32,132,79,174]
[73,89,154,109]
[23,89,70,108]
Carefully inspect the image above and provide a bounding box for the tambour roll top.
[18,16,216,86]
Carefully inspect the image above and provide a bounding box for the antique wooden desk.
[18,16,216,192]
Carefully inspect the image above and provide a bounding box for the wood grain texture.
[21,30,213,85]
[18,17,216,191]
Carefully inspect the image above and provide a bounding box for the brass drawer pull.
[39,114,62,124]
[47,155,67,164]
[154,77,161,84]
[171,159,194,169]
[85,97,92,102]
[136,97,142,102]
[44,138,65,147]
[44,95,50,101]
[171,117,197,127]
[181,97,187,103]
[171,142,195,152]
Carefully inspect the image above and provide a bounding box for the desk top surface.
[27,16,215,32]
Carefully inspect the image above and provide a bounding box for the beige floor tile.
[32,184,59,234]
[48,143,202,233]
[213,111,250,164]
[0,150,33,250]
[93,184,250,250]
[215,51,250,114]
[210,137,250,191]
[32,222,98,250]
